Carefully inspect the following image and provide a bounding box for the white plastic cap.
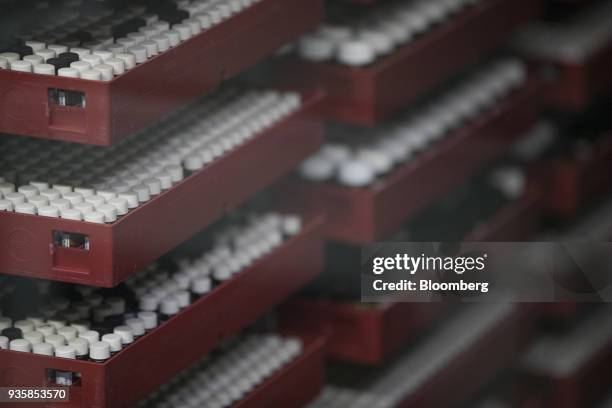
[115,53,136,69]
[139,294,159,311]
[15,202,36,215]
[137,311,158,330]
[127,45,147,64]
[298,34,334,62]
[101,334,123,352]
[10,60,33,73]
[40,189,61,200]
[57,326,78,341]
[45,334,66,348]
[24,54,44,66]
[70,60,91,73]
[160,296,180,316]
[113,325,134,344]
[9,339,32,352]
[81,69,102,81]
[192,276,212,295]
[337,159,376,187]
[105,58,125,75]
[96,203,117,223]
[79,330,100,344]
[58,67,79,78]
[89,341,111,361]
[68,338,89,356]
[55,345,76,359]
[23,331,44,346]
[94,64,114,81]
[14,320,35,334]
[125,318,145,336]
[0,200,13,211]
[33,63,55,75]
[337,40,376,66]
[0,336,8,350]
[36,324,56,337]
[33,342,54,356]
[60,208,83,221]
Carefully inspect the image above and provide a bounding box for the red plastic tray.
[536,39,612,111]
[0,92,324,287]
[538,132,612,218]
[464,186,541,241]
[280,301,444,365]
[397,304,535,407]
[283,79,541,244]
[234,334,326,408]
[0,0,324,146]
[0,215,325,408]
[280,0,541,125]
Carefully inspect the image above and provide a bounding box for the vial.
[89,341,111,363]
[125,318,146,339]
[137,311,158,331]
[69,338,89,360]
[54,346,76,385]
[159,296,180,321]
[101,334,123,355]
[23,331,44,346]
[0,336,8,350]
[33,342,54,356]
[113,325,134,345]
[9,339,32,353]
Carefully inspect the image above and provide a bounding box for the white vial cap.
[0,336,7,350]
[337,40,376,66]
[115,53,136,69]
[79,330,100,344]
[150,35,170,53]
[33,63,55,75]
[141,40,159,57]
[14,319,35,334]
[70,60,91,73]
[26,41,46,51]
[80,69,101,81]
[48,44,68,54]
[10,60,33,73]
[94,63,114,81]
[18,185,38,198]
[127,45,147,64]
[143,178,161,195]
[298,34,334,62]
[0,182,15,194]
[101,334,123,352]
[55,345,76,359]
[71,321,90,334]
[45,334,66,348]
[36,324,55,337]
[131,184,151,202]
[50,198,71,211]
[0,52,19,62]
[73,202,94,214]
[5,192,25,205]
[164,165,184,182]
[192,277,212,295]
[83,210,105,224]
[23,331,44,346]
[89,341,111,360]
[137,311,158,330]
[10,339,32,352]
[139,294,159,311]
[97,190,117,201]
[57,326,78,341]
[81,54,102,66]
[105,58,125,75]
[160,296,180,316]
[60,208,83,221]
[118,192,139,209]
[68,338,89,356]
[38,205,60,218]
[106,44,125,55]
[33,342,54,356]
[15,202,37,215]
[58,67,79,78]
[337,160,376,187]
[125,318,145,336]
[96,203,117,223]
[93,50,113,61]
[107,197,128,215]
[70,47,91,58]
[113,326,134,344]
[174,291,191,308]
[24,54,44,66]
[40,189,61,200]
[161,30,181,47]
[84,195,106,206]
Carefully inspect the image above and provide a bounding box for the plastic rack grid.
[0,214,325,408]
[283,78,541,244]
[0,91,325,286]
[280,0,541,125]
[0,0,324,145]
